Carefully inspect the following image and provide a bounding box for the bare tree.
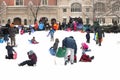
[28,0,41,23]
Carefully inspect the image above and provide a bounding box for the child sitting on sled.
[31,37,39,44]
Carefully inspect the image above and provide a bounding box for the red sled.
[13,52,17,59]
[20,30,24,35]
[67,55,77,63]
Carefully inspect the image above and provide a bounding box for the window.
[42,0,48,5]
[94,2,105,12]
[86,18,89,24]
[96,18,105,24]
[7,19,11,24]
[63,8,67,12]
[86,8,90,12]
[112,1,120,12]
[16,0,23,5]
[24,19,27,25]
[71,3,82,12]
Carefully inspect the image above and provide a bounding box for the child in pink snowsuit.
[80,42,91,54]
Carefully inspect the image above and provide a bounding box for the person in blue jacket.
[47,28,55,41]
[62,36,77,65]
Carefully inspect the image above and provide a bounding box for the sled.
[49,48,56,56]
[13,52,17,59]
[54,47,66,65]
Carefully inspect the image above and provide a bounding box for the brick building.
[0,0,120,26]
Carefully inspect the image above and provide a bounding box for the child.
[79,53,94,62]
[47,28,55,41]
[80,42,91,54]
[18,50,37,66]
[20,26,24,35]
[86,30,90,43]
[5,42,16,59]
[49,38,59,55]
[31,37,39,44]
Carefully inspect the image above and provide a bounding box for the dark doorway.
[13,17,21,25]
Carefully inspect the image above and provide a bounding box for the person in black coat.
[5,42,16,59]
[86,29,90,43]
[62,36,77,65]
[3,27,9,42]
[18,50,37,66]
[96,27,103,46]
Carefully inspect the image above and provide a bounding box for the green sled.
[56,47,66,58]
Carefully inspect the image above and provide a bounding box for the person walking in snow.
[47,28,55,41]
[96,27,103,46]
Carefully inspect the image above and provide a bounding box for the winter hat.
[28,50,34,55]
[55,38,59,43]
[69,36,74,39]
[7,42,10,45]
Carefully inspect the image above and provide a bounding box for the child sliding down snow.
[31,37,39,44]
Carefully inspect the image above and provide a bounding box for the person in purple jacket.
[18,50,37,66]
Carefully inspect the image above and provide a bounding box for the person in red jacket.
[79,53,94,62]
[18,50,37,66]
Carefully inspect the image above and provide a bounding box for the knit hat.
[28,50,34,55]
[69,36,74,39]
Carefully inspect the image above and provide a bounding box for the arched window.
[42,0,48,5]
[7,19,11,24]
[16,0,23,5]
[94,2,105,12]
[112,1,120,12]
[24,19,27,25]
[71,3,82,12]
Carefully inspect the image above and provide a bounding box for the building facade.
[0,0,120,26]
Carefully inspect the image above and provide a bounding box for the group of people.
[1,20,105,66]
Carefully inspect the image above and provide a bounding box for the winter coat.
[96,27,102,39]
[8,27,16,37]
[52,41,59,51]
[62,37,77,54]
[3,28,9,35]
[48,29,55,36]
[39,22,44,30]
[28,53,37,64]
[6,45,15,55]
[86,32,90,39]
[80,54,91,62]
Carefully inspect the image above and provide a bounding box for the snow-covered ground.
[0,30,120,80]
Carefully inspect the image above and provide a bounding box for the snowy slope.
[0,31,120,80]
